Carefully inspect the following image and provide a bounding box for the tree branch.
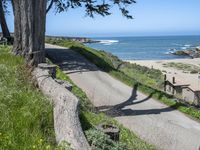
[46,0,54,14]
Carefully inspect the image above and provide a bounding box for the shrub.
[190,70,198,74]
[85,128,128,150]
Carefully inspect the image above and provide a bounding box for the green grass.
[46,38,200,121]
[163,62,200,73]
[55,66,157,150]
[0,46,55,149]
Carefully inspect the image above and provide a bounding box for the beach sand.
[126,58,200,91]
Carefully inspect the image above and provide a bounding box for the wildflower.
[46,145,51,149]
[39,138,43,143]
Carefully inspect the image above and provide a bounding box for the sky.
[3,0,200,37]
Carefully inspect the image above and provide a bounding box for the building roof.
[166,75,189,86]
[166,74,200,91]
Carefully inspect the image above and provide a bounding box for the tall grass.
[0,46,55,149]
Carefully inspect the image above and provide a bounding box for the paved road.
[46,44,200,150]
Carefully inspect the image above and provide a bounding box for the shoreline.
[124,57,199,62]
[126,58,200,91]
[125,57,200,68]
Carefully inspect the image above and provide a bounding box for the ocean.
[85,35,200,60]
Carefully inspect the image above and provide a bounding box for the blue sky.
[3,0,200,37]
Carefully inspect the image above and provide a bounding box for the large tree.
[0,0,55,41]
[12,0,135,66]
[0,0,10,38]
[12,0,47,66]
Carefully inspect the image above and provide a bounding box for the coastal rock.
[174,50,189,56]
[196,46,200,51]
[173,47,200,58]
[46,35,96,43]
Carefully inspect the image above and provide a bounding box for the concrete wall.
[165,82,182,95]
[194,91,200,106]
[174,86,182,95]
[182,88,195,104]
[166,84,173,94]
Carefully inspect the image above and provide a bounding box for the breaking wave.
[99,40,119,45]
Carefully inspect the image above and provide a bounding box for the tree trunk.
[0,0,11,38]
[12,0,47,66]
[12,0,22,54]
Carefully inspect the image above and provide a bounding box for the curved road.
[46,44,200,150]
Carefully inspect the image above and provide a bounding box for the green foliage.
[163,62,200,73]
[81,111,156,150]
[56,141,74,150]
[121,63,164,89]
[46,38,200,121]
[85,128,128,150]
[46,0,135,19]
[0,46,55,149]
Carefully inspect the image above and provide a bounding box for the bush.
[85,128,128,150]
[190,70,198,74]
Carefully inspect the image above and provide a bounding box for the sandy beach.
[127,58,200,91]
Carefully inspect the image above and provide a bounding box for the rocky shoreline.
[173,46,200,58]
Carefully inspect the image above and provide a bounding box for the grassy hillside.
[0,46,55,149]
[46,38,200,121]
[0,44,156,149]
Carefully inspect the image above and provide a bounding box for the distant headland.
[45,35,99,43]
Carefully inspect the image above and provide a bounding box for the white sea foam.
[184,44,191,47]
[165,51,175,55]
[181,47,187,50]
[99,40,119,45]
[172,43,182,46]
[103,43,112,46]
[164,52,171,55]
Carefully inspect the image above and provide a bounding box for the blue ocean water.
[85,36,200,60]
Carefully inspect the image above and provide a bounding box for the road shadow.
[96,83,176,117]
[46,48,99,74]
